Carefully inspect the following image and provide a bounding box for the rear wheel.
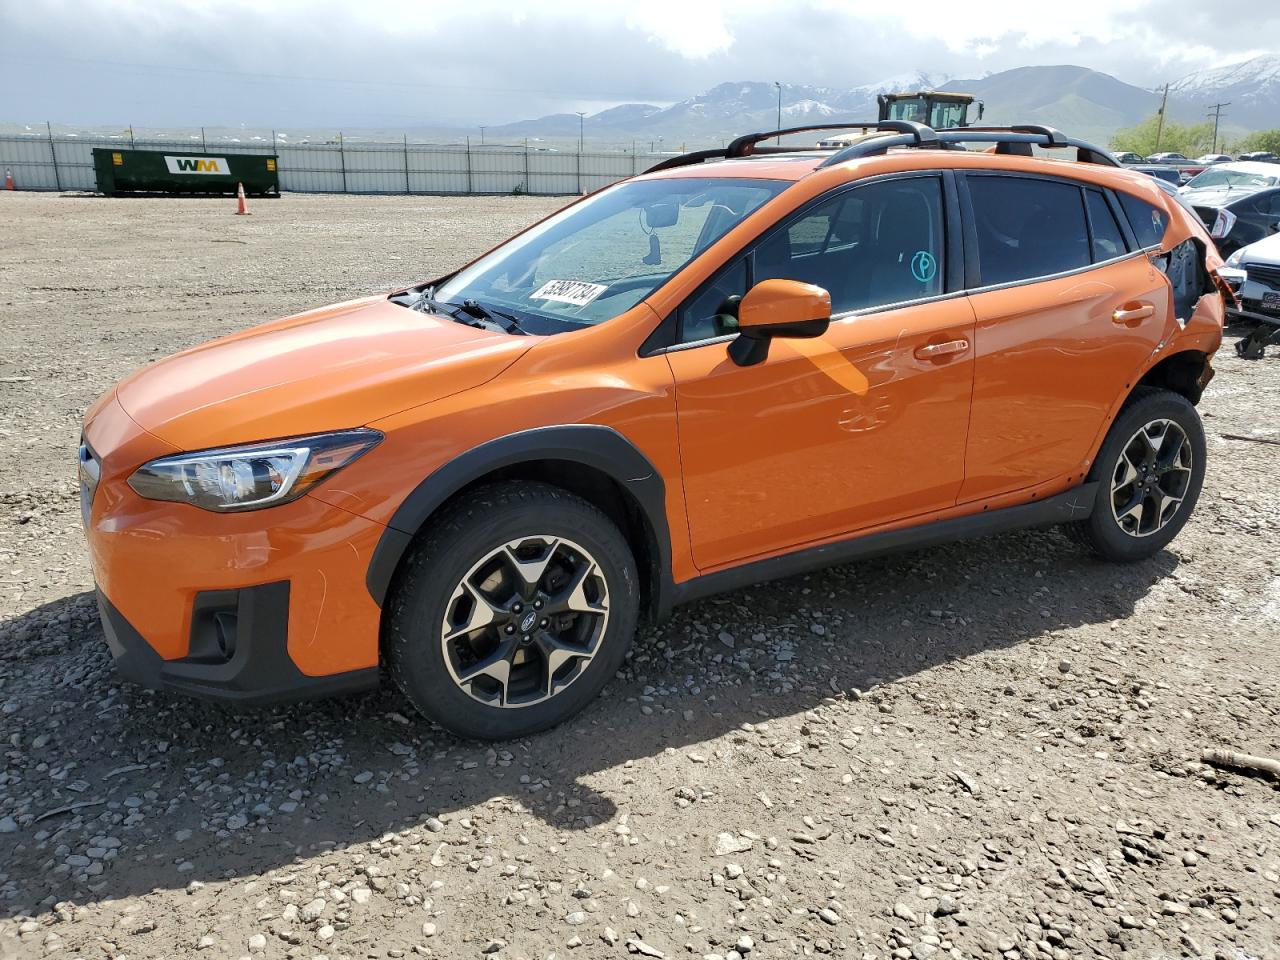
[1071,388,1206,562]
[385,483,639,740]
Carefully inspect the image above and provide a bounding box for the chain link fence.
[0,133,672,195]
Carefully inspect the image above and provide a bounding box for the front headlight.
[1225,247,1244,266]
[128,429,381,512]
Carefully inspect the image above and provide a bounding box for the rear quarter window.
[1116,192,1169,249]
[1085,190,1127,262]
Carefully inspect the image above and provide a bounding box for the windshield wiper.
[459,298,529,336]
[411,288,525,335]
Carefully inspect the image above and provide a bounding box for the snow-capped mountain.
[1168,55,1280,129]
[486,60,1279,147]
[849,72,956,97]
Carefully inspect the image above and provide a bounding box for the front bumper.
[98,584,378,706]
[83,392,388,704]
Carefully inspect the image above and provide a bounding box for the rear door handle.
[1113,303,1154,325]
[914,339,970,361]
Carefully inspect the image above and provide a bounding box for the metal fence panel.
[0,133,671,196]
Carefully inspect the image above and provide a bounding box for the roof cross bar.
[819,126,1120,168]
[961,124,1069,147]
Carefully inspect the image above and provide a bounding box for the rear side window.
[1116,192,1168,249]
[1085,190,1128,262]
[967,176,1090,285]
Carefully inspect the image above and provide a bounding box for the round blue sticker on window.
[911,250,937,284]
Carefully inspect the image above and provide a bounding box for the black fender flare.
[365,424,674,617]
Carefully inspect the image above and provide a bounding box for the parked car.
[1181,161,1280,193]
[1238,151,1280,164]
[1194,154,1233,165]
[1113,151,1144,165]
[1181,181,1280,257]
[81,122,1226,739]
[1130,164,1182,186]
[1220,234,1280,356]
[1147,152,1189,163]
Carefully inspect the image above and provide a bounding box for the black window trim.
[956,169,1154,294]
[647,169,962,355]
[1082,186,1133,265]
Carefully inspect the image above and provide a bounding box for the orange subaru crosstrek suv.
[81,122,1226,739]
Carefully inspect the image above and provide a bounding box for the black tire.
[1070,387,1206,562]
[384,482,639,740]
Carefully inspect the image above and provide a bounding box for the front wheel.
[1071,387,1206,562]
[384,483,639,740]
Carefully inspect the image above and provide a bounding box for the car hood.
[115,295,532,450]
[1179,187,1258,207]
[1234,231,1280,266]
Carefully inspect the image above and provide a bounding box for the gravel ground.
[1,192,1279,960]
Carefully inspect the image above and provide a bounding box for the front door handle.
[1113,303,1154,325]
[914,339,970,361]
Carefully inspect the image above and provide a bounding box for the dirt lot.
[1,192,1278,960]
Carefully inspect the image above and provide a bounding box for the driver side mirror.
[727,279,832,367]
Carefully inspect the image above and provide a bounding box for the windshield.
[433,177,787,329]
[1186,168,1280,190]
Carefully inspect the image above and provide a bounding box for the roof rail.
[644,121,939,174]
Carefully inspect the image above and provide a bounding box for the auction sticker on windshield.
[531,280,608,307]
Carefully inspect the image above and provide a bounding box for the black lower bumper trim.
[97,584,379,707]
[1228,305,1280,328]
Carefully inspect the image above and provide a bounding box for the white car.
[1220,232,1280,357]
[1180,161,1280,194]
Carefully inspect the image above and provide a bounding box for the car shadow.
[0,525,1177,917]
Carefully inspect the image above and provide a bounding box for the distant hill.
[486,59,1280,150]
[942,66,1159,144]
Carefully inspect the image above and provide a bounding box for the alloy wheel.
[1109,418,1193,538]
[440,536,610,708]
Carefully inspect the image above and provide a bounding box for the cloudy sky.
[2,0,1275,130]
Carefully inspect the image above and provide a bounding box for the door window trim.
[648,170,961,355]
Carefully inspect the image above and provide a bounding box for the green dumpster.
[92,148,280,197]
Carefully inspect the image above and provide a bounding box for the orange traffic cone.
[235,182,249,215]
[3,169,14,191]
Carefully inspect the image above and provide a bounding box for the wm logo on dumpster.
[163,156,231,175]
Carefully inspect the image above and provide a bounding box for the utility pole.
[575,111,586,154]
[775,81,782,144]
[479,125,486,145]
[1154,82,1169,153]
[1207,102,1231,153]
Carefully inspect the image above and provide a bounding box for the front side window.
[676,177,948,344]
[754,177,946,314]
[680,259,747,343]
[433,177,786,331]
[968,176,1091,285]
